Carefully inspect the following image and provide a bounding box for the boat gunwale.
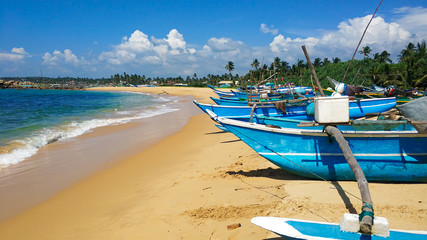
[216,116,427,138]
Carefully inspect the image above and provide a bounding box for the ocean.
[0,88,179,169]
[0,88,200,220]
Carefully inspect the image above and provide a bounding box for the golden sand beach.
[0,87,426,239]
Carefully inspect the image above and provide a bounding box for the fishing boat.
[230,89,287,100]
[254,114,416,131]
[325,79,424,105]
[194,100,307,119]
[195,97,397,119]
[210,97,290,106]
[207,85,234,98]
[251,216,427,240]
[207,110,427,182]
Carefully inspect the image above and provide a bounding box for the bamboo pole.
[249,103,257,123]
[250,70,253,102]
[301,45,325,97]
[324,126,374,234]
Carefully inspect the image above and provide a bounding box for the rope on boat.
[342,0,384,83]
[228,125,364,204]
[359,203,374,221]
[234,175,332,222]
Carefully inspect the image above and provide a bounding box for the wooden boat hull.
[195,97,397,119]
[207,85,234,98]
[251,216,427,239]
[213,115,427,182]
[210,97,276,106]
[255,114,416,131]
[194,100,306,119]
[322,87,423,105]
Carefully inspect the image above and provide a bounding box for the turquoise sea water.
[0,88,178,168]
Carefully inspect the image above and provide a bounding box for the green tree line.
[240,41,426,90]
[3,41,426,90]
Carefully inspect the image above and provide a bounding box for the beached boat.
[324,81,424,105]
[251,216,427,240]
[208,111,427,182]
[230,88,314,100]
[207,85,234,98]
[195,97,397,119]
[194,100,307,119]
[254,114,416,131]
[210,97,279,106]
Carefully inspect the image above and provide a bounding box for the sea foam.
[0,104,178,169]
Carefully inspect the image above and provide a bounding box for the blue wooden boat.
[230,89,314,100]
[210,97,279,106]
[254,114,416,131]
[307,97,396,118]
[194,100,307,119]
[251,216,427,239]
[277,86,314,94]
[207,85,234,98]
[195,97,397,119]
[209,112,427,182]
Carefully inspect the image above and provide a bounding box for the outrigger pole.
[302,45,374,234]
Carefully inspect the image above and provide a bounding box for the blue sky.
[1,0,427,78]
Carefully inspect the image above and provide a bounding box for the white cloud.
[269,14,415,62]
[393,6,427,40]
[260,23,279,35]
[43,49,80,66]
[0,47,28,62]
[165,29,187,50]
[4,6,425,78]
[321,15,411,49]
[12,47,28,55]
[270,35,319,53]
[206,37,244,53]
[99,29,193,65]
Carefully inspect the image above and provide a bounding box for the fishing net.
[397,97,427,133]
[351,120,409,131]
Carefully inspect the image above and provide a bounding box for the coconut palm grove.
[1,41,426,91]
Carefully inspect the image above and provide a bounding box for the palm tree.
[380,51,392,64]
[416,41,426,60]
[273,57,281,72]
[373,51,392,64]
[296,59,305,86]
[225,61,235,86]
[358,46,372,58]
[251,59,259,70]
[332,57,341,64]
[398,41,427,87]
[313,58,322,67]
[280,60,290,70]
[398,42,416,62]
[323,58,331,66]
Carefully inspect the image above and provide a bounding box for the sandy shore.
[0,86,426,239]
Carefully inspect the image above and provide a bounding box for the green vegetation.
[2,41,426,90]
[243,41,426,90]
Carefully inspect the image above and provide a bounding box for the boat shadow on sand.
[226,167,306,181]
[226,168,358,215]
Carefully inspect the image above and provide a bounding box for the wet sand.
[0,95,199,221]
[0,87,426,239]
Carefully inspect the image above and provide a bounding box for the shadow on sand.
[226,167,309,181]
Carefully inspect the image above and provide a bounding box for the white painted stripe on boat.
[218,117,427,137]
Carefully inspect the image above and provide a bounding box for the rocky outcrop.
[0,80,83,90]
[0,80,20,88]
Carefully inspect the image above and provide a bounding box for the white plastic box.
[314,96,349,123]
